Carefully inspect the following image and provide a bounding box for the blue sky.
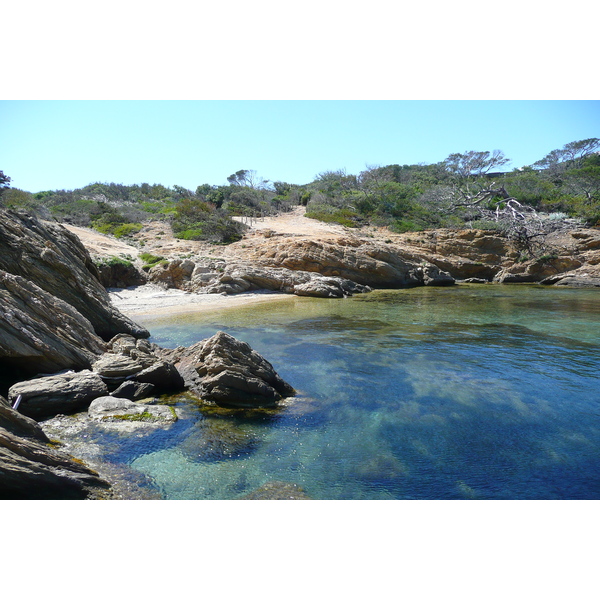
[1,100,599,193]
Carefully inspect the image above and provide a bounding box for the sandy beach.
[108,284,288,319]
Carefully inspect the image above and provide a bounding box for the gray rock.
[0,270,107,378]
[164,331,295,408]
[96,260,147,288]
[88,396,178,424]
[417,265,456,286]
[0,425,110,499]
[0,394,49,442]
[8,370,108,420]
[0,208,149,340]
[540,274,600,287]
[294,276,371,297]
[110,381,156,400]
[92,335,185,392]
[92,353,145,379]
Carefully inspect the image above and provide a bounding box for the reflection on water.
[106,285,599,499]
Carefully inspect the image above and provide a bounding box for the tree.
[0,170,11,199]
[440,150,511,208]
[226,169,271,189]
[533,138,600,171]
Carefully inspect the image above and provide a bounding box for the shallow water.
[97,285,600,499]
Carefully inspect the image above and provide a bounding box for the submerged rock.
[179,419,259,462]
[240,480,311,500]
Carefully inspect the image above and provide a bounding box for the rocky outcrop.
[541,274,600,287]
[145,238,455,297]
[8,370,109,420]
[0,271,107,381]
[0,208,148,340]
[159,331,295,408]
[401,226,600,286]
[493,256,584,284]
[0,395,110,500]
[5,333,185,420]
[224,236,456,288]
[148,260,373,297]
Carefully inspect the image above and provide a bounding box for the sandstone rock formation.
[148,259,373,297]
[144,236,456,297]
[159,331,295,408]
[222,236,456,288]
[400,226,600,284]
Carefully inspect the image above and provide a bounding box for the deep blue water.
[98,285,600,499]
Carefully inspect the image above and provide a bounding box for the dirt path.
[64,206,356,261]
[63,224,142,258]
[233,206,348,238]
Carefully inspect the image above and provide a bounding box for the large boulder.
[148,258,195,289]
[0,208,149,340]
[161,331,295,408]
[8,370,109,420]
[0,271,107,381]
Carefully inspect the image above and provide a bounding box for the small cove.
[53,284,600,500]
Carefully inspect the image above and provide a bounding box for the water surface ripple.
[109,285,599,499]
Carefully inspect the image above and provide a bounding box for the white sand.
[108,284,287,318]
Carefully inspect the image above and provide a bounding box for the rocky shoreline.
[2,206,599,499]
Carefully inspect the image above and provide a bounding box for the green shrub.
[94,256,134,269]
[174,228,204,240]
[305,207,360,228]
[113,223,143,238]
[139,253,164,270]
[390,219,424,233]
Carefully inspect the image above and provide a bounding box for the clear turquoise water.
[106,285,600,499]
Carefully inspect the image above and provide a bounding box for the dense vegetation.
[1,138,598,246]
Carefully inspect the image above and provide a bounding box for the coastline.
[108,284,289,320]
